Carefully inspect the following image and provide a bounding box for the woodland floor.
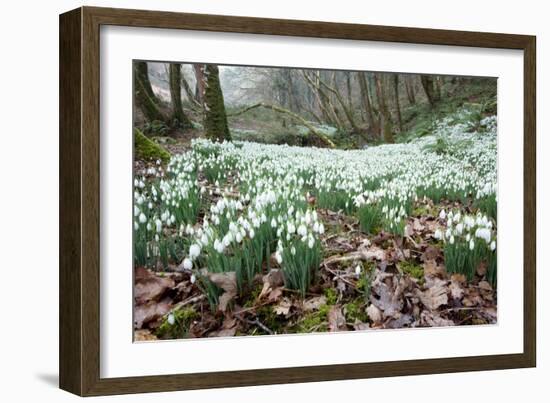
[133,144,497,341]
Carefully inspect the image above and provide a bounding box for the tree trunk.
[374,73,393,143]
[202,64,231,142]
[169,63,193,130]
[134,62,165,122]
[193,64,205,104]
[405,75,416,105]
[392,74,403,132]
[358,72,379,135]
[421,75,439,107]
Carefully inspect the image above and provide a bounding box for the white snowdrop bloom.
[455,223,464,235]
[223,233,232,247]
[439,209,446,220]
[434,229,443,240]
[490,240,496,251]
[445,228,452,239]
[466,233,471,242]
[297,224,307,237]
[155,219,162,233]
[271,218,277,228]
[189,244,201,260]
[235,232,243,243]
[200,233,208,246]
[249,228,255,239]
[475,227,492,243]
[155,234,160,242]
[305,210,312,225]
[312,222,319,232]
[139,213,147,224]
[308,236,315,249]
[287,222,296,234]
[146,222,152,231]
[182,258,193,270]
[449,235,455,245]
[275,251,283,264]
[214,239,224,254]
[167,313,175,326]
[469,239,475,250]
[312,210,318,221]
[134,205,140,217]
[355,265,362,276]
[134,221,139,231]
[291,246,296,255]
[318,223,325,235]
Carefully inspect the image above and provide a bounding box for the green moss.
[135,128,171,163]
[400,260,424,284]
[155,307,197,339]
[323,288,338,305]
[293,304,330,333]
[343,299,368,323]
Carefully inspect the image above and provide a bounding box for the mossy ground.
[134,128,171,163]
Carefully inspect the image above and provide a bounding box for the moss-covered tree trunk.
[202,64,231,141]
[134,61,165,122]
[374,73,394,143]
[169,63,193,130]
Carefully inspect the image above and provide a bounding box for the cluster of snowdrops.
[134,110,498,310]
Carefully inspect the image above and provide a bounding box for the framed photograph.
[59,6,536,396]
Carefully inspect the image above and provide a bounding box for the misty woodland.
[132,61,497,341]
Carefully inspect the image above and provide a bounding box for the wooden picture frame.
[59,6,536,396]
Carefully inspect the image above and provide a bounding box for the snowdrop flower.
[434,229,443,240]
[275,251,283,264]
[249,228,255,239]
[318,223,325,235]
[439,209,446,220]
[290,246,296,255]
[167,313,175,326]
[287,222,296,234]
[469,239,475,251]
[449,235,455,245]
[271,218,277,228]
[190,274,196,284]
[214,239,224,253]
[297,224,307,237]
[155,219,162,233]
[475,227,492,243]
[189,244,201,260]
[134,221,139,231]
[139,213,147,224]
[235,232,243,243]
[183,258,193,270]
[355,265,362,276]
[490,240,496,251]
[307,236,315,249]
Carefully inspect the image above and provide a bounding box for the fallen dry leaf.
[204,271,237,312]
[328,306,346,332]
[423,259,446,279]
[134,329,158,341]
[420,311,454,327]
[366,304,383,323]
[303,295,327,312]
[134,267,175,305]
[274,298,293,316]
[416,278,448,310]
[134,299,172,328]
